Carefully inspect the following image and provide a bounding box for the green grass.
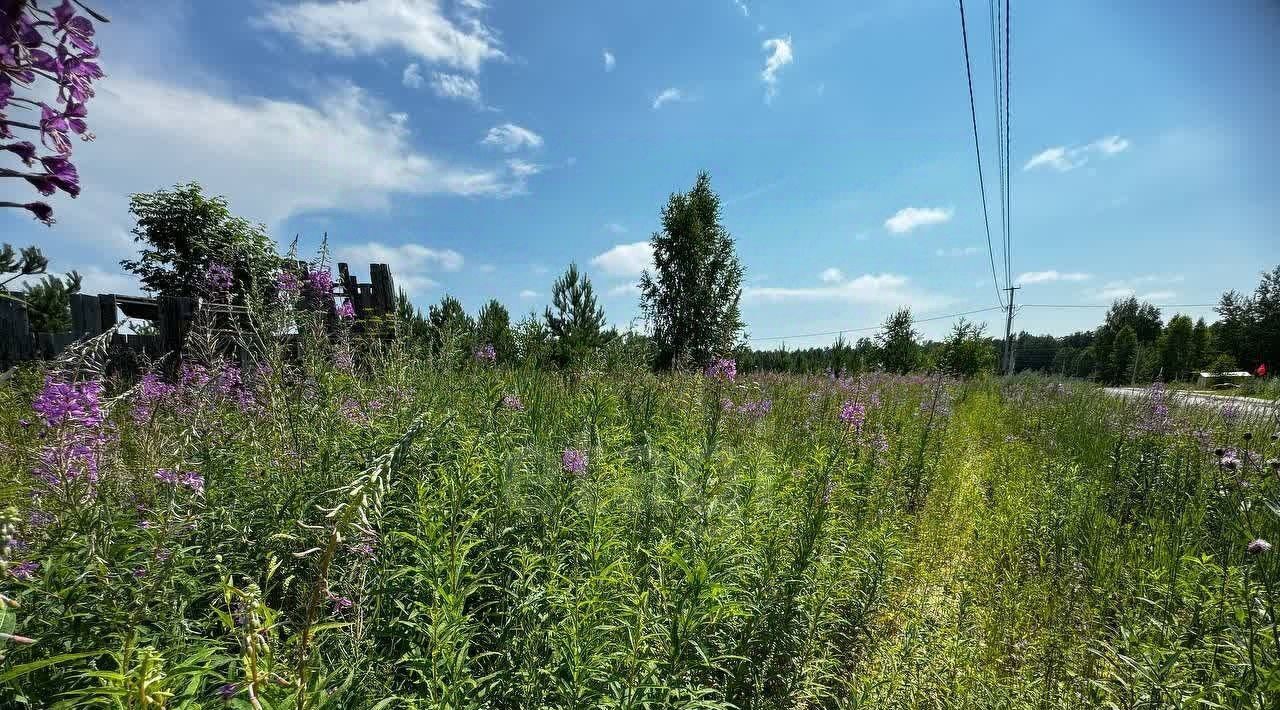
[0,340,1277,708]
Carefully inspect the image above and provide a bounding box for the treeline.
[744,266,1280,384]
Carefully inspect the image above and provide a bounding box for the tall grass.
[0,333,1276,707]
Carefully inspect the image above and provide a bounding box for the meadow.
[0,329,1277,709]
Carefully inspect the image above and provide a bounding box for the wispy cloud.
[505,158,542,178]
[481,122,544,152]
[761,36,793,103]
[519,289,539,299]
[884,206,953,234]
[652,87,685,110]
[605,222,627,234]
[1015,270,1091,284]
[256,0,504,73]
[733,0,750,17]
[744,273,951,311]
[603,50,615,72]
[429,72,482,104]
[819,267,844,283]
[1024,135,1131,172]
[591,241,653,278]
[402,62,424,88]
[935,246,980,257]
[1086,274,1183,302]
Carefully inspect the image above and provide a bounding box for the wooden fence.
[0,262,394,368]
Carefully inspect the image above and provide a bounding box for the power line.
[958,0,1005,310]
[1021,303,1217,309]
[1002,0,1012,290]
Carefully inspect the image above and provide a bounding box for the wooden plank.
[158,296,195,357]
[0,298,34,364]
[98,294,119,332]
[370,263,394,314]
[70,293,101,338]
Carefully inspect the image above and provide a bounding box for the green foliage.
[1215,265,1280,372]
[475,299,517,365]
[937,318,997,378]
[1191,317,1212,370]
[1109,324,1139,384]
[545,263,607,369]
[21,271,82,333]
[1159,313,1195,380]
[640,171,745,370]
[876,307,921,374]
[395,288,431,350]
[512,310,551,366]
[120,183,280,300]
[427,294,475,359]
[0,243,49,290]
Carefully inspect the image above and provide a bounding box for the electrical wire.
[958,0,1005,310]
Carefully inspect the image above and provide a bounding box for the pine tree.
[545,263,606,368]
[427,294,474,357]
[877,307,921,374]
[640,171,745,370]
[476,299,517,365]
[23,272,82,333]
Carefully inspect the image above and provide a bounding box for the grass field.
[1,337,1277,708]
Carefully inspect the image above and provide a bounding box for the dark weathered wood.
[0,297,34,364]
[158,296,195,356]
[370,263,394,314]
[99,294,119,332]
[115,295,158,321]
[70,293,102,338]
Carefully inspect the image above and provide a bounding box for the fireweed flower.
[155,469,204,495]
[839,401,866,431]
[501,394,525,411]
[705,357,737,382]
[217,683,239,700]
[203,262,234,295]
[474,344,497,365]
[32,377,104,428]
[8,560,38,581]
[31,378,106,489]
[1221,405,1241,425]
[338,299,355,320]
[1219,449,1241,471]
[1138,383,1171,434]
[561,448,588,474]
[274,270,301,300]
[1248,538,1272,555]
[871,433,890,453]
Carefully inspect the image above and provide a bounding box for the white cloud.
[256,0,503,73]
[884,206,953,234]
[761,36,793,103]
[1024,135,1131,172]
[505,158,542,177]
[733,0,750,17]
[518,289,539,299]
[609,282,642,297]
[819,267,844,283]
[38,71,528,259]
[935,246,980,257]
[481,122,544,152]
[591,241,653,278]
[402,62,424,88]
[603,50,615,72]
[429,72,482,104]
[336,241,462,295]
[1140,290,1177,302]
[744,273,951,311]
[1087,275,1182,303]
[652,87,685,110]
[1015,270,1091,284]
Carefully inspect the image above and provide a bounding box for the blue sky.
[6,0,1278,345]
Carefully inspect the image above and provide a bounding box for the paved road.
[1105,387,1278,418]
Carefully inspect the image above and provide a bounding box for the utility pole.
[1002,285,1020,375]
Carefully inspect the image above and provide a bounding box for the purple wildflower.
[838,401,866,431]
[1248,538,1272,555]
[306,269,333,294]
[1219,449,1241,471]
[20,202,54,225]
[474,344,497,365]
[32,378,104,428]
[8,560,38,581]
[203,262,234,295]
[501,394,525,411]
[561,448,588,475]
[274,270,301,299]
[871,433,890,453]
[217,683,239,700]
[705,357,737,382]
[155,469,204,494]
[1221,405,1241,425]
[327,591,355,612]
[338,299,355,320]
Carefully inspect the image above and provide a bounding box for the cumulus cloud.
[429,72,482,104]
[1087,275,1183,303]
[591,242,653,278]
[819,267,844,283]
[884,206,953,234]
[481,122,544,152]
[505,158,542,177]
[603,50,615,72]
[652,87,685,110]
[1024,135,1131,172]
[336,241,463,294]
[761,36,793,103]
[256,0,504,73]
[1015,270,1091,284]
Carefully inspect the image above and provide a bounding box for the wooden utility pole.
[1002,285,1020,375]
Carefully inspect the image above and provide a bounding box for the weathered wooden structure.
[0,263,394,368]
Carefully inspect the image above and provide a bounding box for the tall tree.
[394,288,431,349]
[1191,317,1211,370]
[427,294,474,356]
[877,307,921,374]
[23,272,82,333]
[1095,297,1163,383]
[545,263,606,368]
[1110,325,1139,385]
[1159,314,1194,381]
[476,299,517,365]
[937,318,997,378]
[640,171,745,370]
[121,183,280,301]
